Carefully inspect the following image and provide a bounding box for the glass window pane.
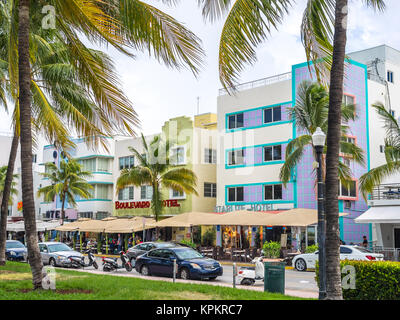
[228,188,236,202]
[236,187,244,202]
[264,185,273,200]
[273,145,282,160]
[350,181,356,198]
[236,113,244,128]
[274,184,282,200]
[228,115,236,129]
[273,106,282,122]
[228,151,235,165]
[129,187,134,200]
[264,108,272,123]
[264,147,272,162]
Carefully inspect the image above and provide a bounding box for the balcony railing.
[218,72,292,96]
[369,183,400,201]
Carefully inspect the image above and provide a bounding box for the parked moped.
[69,249,98,269]
[237,256,264,286]
[102,251,132,272]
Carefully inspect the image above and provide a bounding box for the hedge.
[316,260,400,300]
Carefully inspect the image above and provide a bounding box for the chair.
[224,248,232,260]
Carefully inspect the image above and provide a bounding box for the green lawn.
[0,261,309,300]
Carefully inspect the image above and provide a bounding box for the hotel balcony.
[367,183,400,207]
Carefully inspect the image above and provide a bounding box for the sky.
[1,0,400,139]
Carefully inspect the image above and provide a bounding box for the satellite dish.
[52,151,58,159]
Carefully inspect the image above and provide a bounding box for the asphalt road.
[74,257,318,293]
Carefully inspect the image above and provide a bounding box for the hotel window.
[204,148,217,164]
[96,185,110,199]
[228,187,244,202]
[97,158,109,172]
[119,156,134,170]
[118,186,134,201]
[338,180,357,198]
[380,145,385,153]
[32,154,37,163]
[171,146,185,165]
[204,183,217,198]
[140,185,153,200]
[79,158,96,172]
[228,149,245,166]
[387,70,394,83]
[228,113,244,129]
[343,157,351,167]
[343,94,355,106]
[263,106,282,124]
[264,184,283,200]
[264,145,282,162]
[171,189,185,199]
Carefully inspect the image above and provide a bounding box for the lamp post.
[312,127,327,300]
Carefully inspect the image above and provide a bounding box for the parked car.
[126,242,180,264]
[5,240,27,261]
[292,245,384,271]
[135,246,223,280]
[38,242,83,267]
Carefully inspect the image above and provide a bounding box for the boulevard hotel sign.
[115,199,181,210]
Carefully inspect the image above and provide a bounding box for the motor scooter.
[237,256,265,286]
[69,249,98,269]
[102,251,132,272]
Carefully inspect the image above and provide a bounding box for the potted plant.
[262,241,283,262]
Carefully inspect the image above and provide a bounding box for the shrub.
[262,241,281,259]
[202,228,216,246]
[305,245,319,254]
[316,260,400,300]
[180,239,196,249]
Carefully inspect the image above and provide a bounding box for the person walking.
[362,236,368,248]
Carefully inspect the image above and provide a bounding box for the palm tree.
[280,80,365,187]
[359,103,400,197]
[198,0,386,300]
[116,134,198,222]
[38,159,93,225]
[0,165,18,204]
[12,0,204,288]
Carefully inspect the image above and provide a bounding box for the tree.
[12,0,204,289]
[200,0,386,300]
[279,80,365,187]
[38,159,93,225]
[359,103,400,197]
[116,134,198,222]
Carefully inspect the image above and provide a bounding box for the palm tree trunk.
[18,0,43,289]
[324,0,348,300]
[0,133,19,265]
[61,194,66,226]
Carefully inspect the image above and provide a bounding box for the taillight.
[239,271,243,274]
[366,255,376,261]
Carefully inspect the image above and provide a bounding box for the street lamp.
[312,127,327,300]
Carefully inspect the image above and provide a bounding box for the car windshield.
[47,243,72,253]
[174,248,204,260]
[6,241,25,249]
[354,246,372,253]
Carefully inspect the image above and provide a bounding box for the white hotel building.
[216,45,400,250]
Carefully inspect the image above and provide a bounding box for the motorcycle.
[102,251,132,272]
[237,256,265,286]
[69,249,99,270]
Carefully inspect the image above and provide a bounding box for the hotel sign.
[115,200,181,210]
[214,204,272,213]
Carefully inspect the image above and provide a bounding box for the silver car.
[38,242,83,267]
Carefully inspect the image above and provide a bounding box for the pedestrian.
[128,236,133,248]
[117,234,122,253]
[362,236,368,248]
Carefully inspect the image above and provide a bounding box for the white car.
[292,245,384,271]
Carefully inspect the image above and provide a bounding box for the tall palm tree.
[280,80,365,186]
[359,103,400,197]
[12,0,204,288]
[116,134,198,222]
[38,159,93,225]
[198,0,385,300]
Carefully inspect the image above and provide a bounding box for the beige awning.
[154,212,222,228]
[55,218,91,231]
[105,217,156,233]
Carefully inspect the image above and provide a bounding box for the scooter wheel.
[93,261,98,270]
[103,265,111,272]
[125,264,133,272]
[240,278,255,286]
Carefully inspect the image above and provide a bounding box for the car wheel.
[241,278,255,286]
[295,258,307,272]
[140,265,150,276]
[49,258,56,267]
[179,268,190,280]
[209,276,217,281]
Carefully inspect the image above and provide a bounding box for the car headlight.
[190,263,202,270]
[57,256,68,261]
[9,251,16,256]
